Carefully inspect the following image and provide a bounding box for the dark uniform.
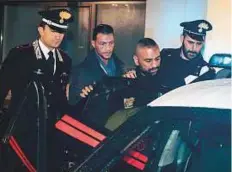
[159,48,215,91]
[0,9,73,171]
[159,20,216,92]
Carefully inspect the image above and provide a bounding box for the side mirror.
[209,53,231,69]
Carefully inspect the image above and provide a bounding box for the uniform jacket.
[159,48,215,92]
[0,40,72,171]
[69,50,124,104]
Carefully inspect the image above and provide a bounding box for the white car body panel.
[148,79,231,109]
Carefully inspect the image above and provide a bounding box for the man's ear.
[180,34,184,43]
[38,26,43,36]
[91,40,96,48]
[133,55,139,66]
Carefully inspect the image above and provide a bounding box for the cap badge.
[59,11,71,24]
[198,22,209,33]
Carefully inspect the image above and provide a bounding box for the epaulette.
[161,48,176,54]
[162,48,174,52]
[16,43,32,49]
[160,48,177,58]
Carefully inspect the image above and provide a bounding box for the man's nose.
[191,43,198,51]
[151,60,158,68]
[55,33,63,39]
[106,44,113,51]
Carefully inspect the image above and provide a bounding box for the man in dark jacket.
[76,38,162,130]
[0,8,73,171]
[122,37,162,106]
[69,24,124,104]
[159,20,216,92]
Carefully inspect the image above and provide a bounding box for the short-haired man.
[124,37,161,78]
[122,37,162,105]
[77,37,162,107]
[104,38,162,131]
[70,38,162,130]
[69,24,124,104]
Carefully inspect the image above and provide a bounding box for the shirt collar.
[95,50,116,76]
[38,39,55,60]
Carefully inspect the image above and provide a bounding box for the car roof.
[148,79,231,109]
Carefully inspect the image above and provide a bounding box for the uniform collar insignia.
[33,40,63,62]
[33,40,42,59]
[56,49,64,62]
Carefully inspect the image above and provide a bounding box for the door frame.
[77,1,146,50]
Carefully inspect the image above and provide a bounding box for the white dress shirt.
[39,39,56,74]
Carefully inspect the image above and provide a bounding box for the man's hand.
[80,85,94,98]
[122,70,137,79]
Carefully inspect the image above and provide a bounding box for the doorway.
[68,1,146,68]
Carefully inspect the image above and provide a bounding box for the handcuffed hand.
[122,70,137,79]
[80,85,94,98]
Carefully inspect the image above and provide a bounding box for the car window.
[70,106,231,172]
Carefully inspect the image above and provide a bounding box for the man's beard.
[139,66,159,76]
[182,43,200,60]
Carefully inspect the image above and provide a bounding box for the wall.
[205,0,231,60]
[96,3,146,67]
[2,1,231,62]
[145,0,231,61]
[2,5,41,59]
[145,0,207,49]
[2,2,68,61]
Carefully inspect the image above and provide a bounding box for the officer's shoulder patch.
[16,43,32,49]
[58,49,72,63]
[161,48,173,53]
[161,48,176,57]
